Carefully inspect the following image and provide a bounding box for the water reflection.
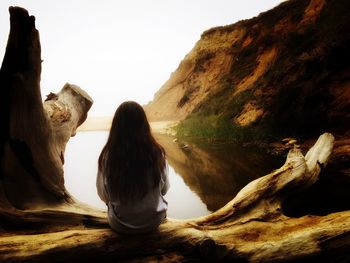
[165,166,209,218]
[63,131,283,219]
[154,134,284,212]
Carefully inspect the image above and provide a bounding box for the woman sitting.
[96,101,169,234]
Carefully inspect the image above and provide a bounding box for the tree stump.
[0,7,96,226]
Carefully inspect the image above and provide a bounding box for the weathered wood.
[0,6,349,263]
[0,7,92,212]
[44,83,93,164]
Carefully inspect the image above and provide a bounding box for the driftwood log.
[0,7,349,263]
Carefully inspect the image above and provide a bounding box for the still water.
[64,131,283,219]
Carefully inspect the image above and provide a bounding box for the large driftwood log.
[0,6,349,263]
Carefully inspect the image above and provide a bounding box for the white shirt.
[96,163,169,234]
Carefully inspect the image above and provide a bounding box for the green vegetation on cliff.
[174,113,276,142]
[175,88,278,142]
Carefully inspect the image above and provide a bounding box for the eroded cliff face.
[145,0,350,137]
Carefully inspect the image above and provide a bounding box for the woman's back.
[97,165,169,234]
[96,101,169,234]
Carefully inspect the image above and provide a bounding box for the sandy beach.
[78,117,177,135]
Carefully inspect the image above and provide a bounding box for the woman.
[96,101,169,234]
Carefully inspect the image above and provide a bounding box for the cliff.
[145,0,350,139]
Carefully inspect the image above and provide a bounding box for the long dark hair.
[98,101,166,203]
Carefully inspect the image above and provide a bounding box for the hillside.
[144,0,350,139]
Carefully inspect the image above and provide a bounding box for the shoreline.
[78,117,178,136]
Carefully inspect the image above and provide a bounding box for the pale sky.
[0,0,283,117]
